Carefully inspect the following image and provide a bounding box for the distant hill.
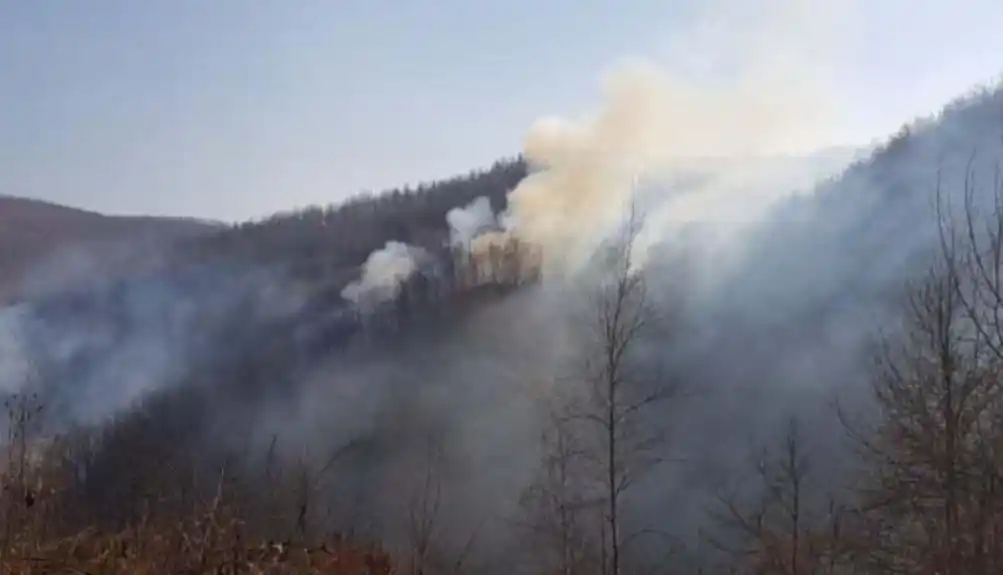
[0,195,221,301]
[0,158,529,311]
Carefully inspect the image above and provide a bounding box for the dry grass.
[0,396,394,574]
[1,521,394,574]
[0,468,395,574]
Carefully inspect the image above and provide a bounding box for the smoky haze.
[3,1,1003,571]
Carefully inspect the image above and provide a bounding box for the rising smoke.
[446,196,498,247]
[466,0,856,279]
[340,240,429,307]
[5,0,1003,570]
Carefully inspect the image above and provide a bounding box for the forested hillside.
[7,79,1003,574]
[0,155,540,574]
[186,159,527,279]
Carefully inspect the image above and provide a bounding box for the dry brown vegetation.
[11,175,1003,574]
[0,395,394,574]
[17,138,1003,573]
[13,170,1003,574]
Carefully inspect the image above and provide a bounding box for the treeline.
[181,158,527,283]
[355,235,543,338]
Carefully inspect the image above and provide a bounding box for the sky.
[3,0,1003,222]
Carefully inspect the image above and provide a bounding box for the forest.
[5,83,1003,575]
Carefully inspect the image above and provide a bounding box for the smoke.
[340,240,427,306]
[7,0,1003,571]
[400,0,868,556]
[0,304,29,394]
[446,196,498,247]
[489,0,856,276]
[0,253,316,430]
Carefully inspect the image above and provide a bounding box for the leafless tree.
[392,431,482,575]
[945,152,1003,364]
[406,434,445,575]
[709,417,853,575]
[556,204,683,575]
[518,393,603,575]
[0,392,44,564]
[839,169,1003,574]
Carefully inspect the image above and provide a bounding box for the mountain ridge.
[0,195,222,302]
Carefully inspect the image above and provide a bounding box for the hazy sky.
[3,0,1003,222]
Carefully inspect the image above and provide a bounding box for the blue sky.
[3,1,1003,222]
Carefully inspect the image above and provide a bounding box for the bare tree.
[842,223,1003,574]
[518,393,602,575]
[559,205,682,575]
[406,436,444,575]
[0,392,44,565]
[946,152,1003,364]
[709,417,852,575]
[394,431,482,575]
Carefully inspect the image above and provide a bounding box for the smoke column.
[341,240,428,306]
[486,0,857,277]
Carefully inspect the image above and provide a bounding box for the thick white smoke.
[446,196,498,247]
[482,0,857,277]
[341,241,427,306]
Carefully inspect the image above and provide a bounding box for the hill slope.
[6,81,1003,571]
[0,196,221,301]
